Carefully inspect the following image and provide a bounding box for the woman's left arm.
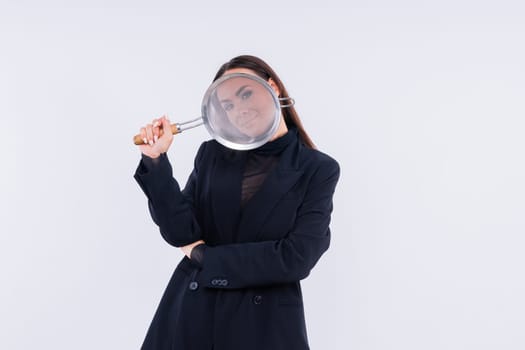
[194,159,340,289]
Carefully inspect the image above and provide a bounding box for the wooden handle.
[133,123,180,145]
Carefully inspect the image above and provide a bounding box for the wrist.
[142,152,161,159]
[189,243,207,267]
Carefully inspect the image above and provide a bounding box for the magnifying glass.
[132,73,294,151]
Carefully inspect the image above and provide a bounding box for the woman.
[134,55,340,350]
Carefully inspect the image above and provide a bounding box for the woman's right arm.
[133,116,206,247]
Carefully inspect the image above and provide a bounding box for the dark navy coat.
[134,129,340,350]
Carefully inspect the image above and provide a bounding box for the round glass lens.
[202,73,281,150]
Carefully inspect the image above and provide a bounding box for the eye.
[241,90,253,100]
[223,103,234,111]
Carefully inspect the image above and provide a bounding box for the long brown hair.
[213,55,316,149]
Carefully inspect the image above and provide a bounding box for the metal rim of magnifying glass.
[201,72,281,151]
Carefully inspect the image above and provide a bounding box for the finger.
[152,118,161,142]
[153,127,159,143]
[139,127,148,145]
[145,124,154,146]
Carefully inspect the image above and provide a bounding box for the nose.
[236,109,253,121]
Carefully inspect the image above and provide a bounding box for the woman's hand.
[138,115,174,158]
[181,240,206,259]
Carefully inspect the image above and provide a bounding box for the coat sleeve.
[133,142,207,247]
[195,158,340,289]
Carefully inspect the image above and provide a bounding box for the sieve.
[132,73,294,151]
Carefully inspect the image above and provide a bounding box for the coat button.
[211,278,228,287]
[253,295,262,304]
[189,281,199,290]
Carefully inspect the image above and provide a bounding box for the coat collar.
[210,128,304,243]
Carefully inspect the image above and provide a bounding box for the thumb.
[160,116,173,139]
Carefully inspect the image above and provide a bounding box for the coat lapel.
[210,147,246,243]
[235,140,303,243]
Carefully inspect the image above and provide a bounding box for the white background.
[1,1,524,349]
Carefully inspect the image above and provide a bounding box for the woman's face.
[215,68,278,138]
